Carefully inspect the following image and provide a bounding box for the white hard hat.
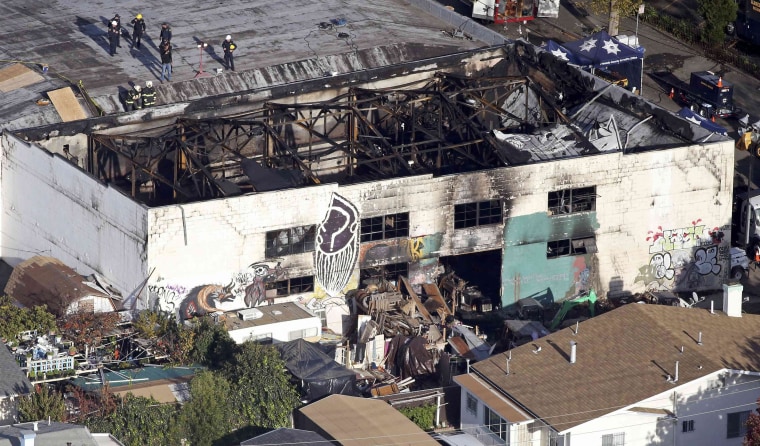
[112,21,117,26]
[134,85,141,91]
[226,35,232,40]
[145,81,153,88]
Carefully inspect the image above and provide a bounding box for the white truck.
[732,189,760,280]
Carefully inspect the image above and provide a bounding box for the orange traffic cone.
[717,77,723,88]
[669,88,674,99]
[711,115,716,122]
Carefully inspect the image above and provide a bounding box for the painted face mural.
[315,193,359,297]
[243,262,287,307]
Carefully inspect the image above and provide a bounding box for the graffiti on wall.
[149,260,291,319]
[359,233,443,267]
[638,220,728,291]
[315,193,360,297]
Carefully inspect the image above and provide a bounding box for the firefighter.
[131,13,146,49]
[142,81,156,107]
[110,14,122,47]
[108,21,120,56]
[160,22,172,43]
[222,35,237,71]
[125,85,142,111]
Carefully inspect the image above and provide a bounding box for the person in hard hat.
[131,13,146,49]
[160,23,172,43]
[126,85,142,111]
[108,21,120,56]
[159,39,173,82]
[222,35,237,71]
[142,81,156,107]
[110,14,122,47]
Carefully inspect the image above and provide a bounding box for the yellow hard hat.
[136,13,143,19]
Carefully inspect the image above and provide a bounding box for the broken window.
[547,236,597,259]
[548,186,597,215]
[265,225,316,257]
[454,200,503,229]
[361,212,409,242]
[270,276,314,296]
[682,420,695,433]
[360,263,409,284]
[249,333,272,344]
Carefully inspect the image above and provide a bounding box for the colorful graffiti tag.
[638,220,727,291]
[315,193,360,297]
[149,260,291,319]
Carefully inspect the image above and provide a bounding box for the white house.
[456,284,760,446]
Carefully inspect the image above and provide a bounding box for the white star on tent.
[684,115,702,125]
[550,48,569,61]
[602,39,621,55]
[579,39,597,52]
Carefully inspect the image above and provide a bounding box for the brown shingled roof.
[470,303,760,432]
[3,256,109,317]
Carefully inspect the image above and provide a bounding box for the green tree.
[698,0,737,45]
[189,317,236,368]
[745,397,760,445]
[180,371,232,446]
[578,0,642,35]
[84,394,181,446]
[398,405,436,431]
[222,342,300,429]
[0,295,57,342]
[17,384,66,422]
[58,310,121,351]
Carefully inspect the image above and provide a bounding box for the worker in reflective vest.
[125,85,142,111]
[142,81,156,107]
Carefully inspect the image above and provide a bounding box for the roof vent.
[237,308,264,321]
[570,341,577,364]
[532,345,542,354]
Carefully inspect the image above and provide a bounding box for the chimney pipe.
[674,361,679,382]
[710,300,714,314]
[573,321,579,335]
[680,345,684,354]
[697,331,703,346]
[32,422,38,432]
[570,341,577,364]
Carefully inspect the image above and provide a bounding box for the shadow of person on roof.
[75,16,111,54]
[129,47,162,80]
[193,37,225,68]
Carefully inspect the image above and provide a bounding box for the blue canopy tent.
[543,40,586,65]
[677,107,728,135]
[560,31,645,93]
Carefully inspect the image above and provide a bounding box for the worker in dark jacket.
[142,81,156,107]
[160,23,172,43]
[222,35,236,71]
[110,14,122,47]
[131,13,146,49]
[108,21,120,56]
[125,85,142,111]
[159,40,173,82]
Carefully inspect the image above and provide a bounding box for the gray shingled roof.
[471,303,760,431]
[0,421,98,446]
[0,345,31,399]
[241,428,329,445]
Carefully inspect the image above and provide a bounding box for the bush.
[397,404,436,431]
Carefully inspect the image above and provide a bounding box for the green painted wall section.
[501,212,600,307]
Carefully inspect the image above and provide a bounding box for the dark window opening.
[548,186,597,215]
[360,263,409,285]
[682,419,695,433]
[265,225,316,257]
[361,212,409,242]
[547,236,597,259]
[270,276,314,296]
[455,200,503,229]
[728,410,750,438]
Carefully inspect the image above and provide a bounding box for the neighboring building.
[0,421,124,446]
[456,284,760,446]
[240,428,329,445]
[295,394,440,446]
[0,346,32,426]
[4,256,118,317]
[223,302,322,344]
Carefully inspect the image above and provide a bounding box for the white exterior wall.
[66,296,115,314]
[148,138,733,316]
[566,370,760,446]
[0,133,149,299]
[227,315,322,344]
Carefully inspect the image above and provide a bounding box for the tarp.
[560,31,645,93]
[677,107,728,135]
[276,339,357,402]
[385,335,436,380]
